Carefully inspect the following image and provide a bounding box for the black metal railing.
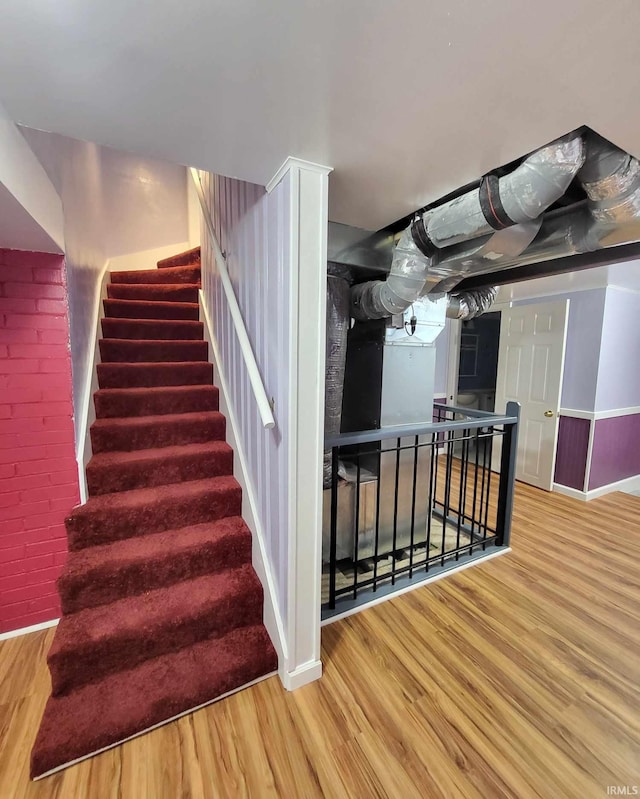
[322,401,519,617]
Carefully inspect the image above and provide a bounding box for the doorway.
[446,299,570,491]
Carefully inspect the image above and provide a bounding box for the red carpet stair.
[31,246,277,778]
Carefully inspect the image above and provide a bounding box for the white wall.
[0,102,64,252]
[198,158,330,689]
[19,127,190,441]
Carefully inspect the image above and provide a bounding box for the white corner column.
[267,157,331,690]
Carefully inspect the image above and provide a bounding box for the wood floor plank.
[1,482,639,797]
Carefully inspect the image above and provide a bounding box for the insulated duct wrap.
[351,228,432,320]
[446,287,499,320]
[323,275,350,488]
[418,134,585,249]
[351,133,585,322]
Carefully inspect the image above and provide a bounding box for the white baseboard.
[554,474,640,501]
[0,618,59,641]
[321,547,512,626]
[75,264,110,504]
[199,290,288,683]
[282,659,323,691]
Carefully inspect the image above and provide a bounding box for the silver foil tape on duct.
[323,275,351,488]
[446,287,499,320]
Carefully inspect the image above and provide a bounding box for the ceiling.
[1,0,640,230]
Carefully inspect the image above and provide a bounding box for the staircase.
[31,247,277,779]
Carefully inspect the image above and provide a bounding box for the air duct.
[323,274,350,488]
[446,287,498,320]
[458,132,640,275]
[351,132,586,321]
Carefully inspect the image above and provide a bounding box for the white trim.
[584,417,596,493]
[282,659,323,691]
[282,160,331,690]
[33,670,277,780]
[553,483,588,500]
[554,474,640,501]
[558,407,594,420]
[266,156,332,194]
[322,548,511,626]
[75,263,110,503]
[190,168,275,430]
[0,617,58,641]
[559,405,640,421]
[587,474,640,499]
[199,291,288,674]
[594,405,640,420]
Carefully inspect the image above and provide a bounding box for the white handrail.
[189,168,275,430]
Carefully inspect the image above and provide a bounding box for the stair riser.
[31,625,276,779]
[103,299,200,321]
[66,484,242,550]
[157,247,201,269]
[49,583,263,696]
[91,414,225,452]
[99,339,208,363]
[107,284,199,302]
[101,319,204,341]
[110,265,201,285]
[94,387,219,418]
[58,531,251,614]
[87,448,233,496]
[97,362,213,389]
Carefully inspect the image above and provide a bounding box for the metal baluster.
[329,446,339,610]
[352,453,361,600]
[409,435,419,579]
[426,432,436,572]
[373,443,382,592]
[391,437,401,585]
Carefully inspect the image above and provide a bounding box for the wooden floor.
[1,482,639,798]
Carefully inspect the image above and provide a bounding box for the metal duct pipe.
[323,275,350,488]
[447,287,498,320]
[414,133,585,250]
[454,133,640,275]
[351,132,585,321]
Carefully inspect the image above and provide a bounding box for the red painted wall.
[0,249,79,634]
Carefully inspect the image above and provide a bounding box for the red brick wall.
[0,249,79,634]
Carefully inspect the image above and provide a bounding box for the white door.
[493,299,569,490]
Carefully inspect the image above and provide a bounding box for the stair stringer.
[199,290,287,679]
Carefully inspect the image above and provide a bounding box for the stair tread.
[62,516,249,580]
[93,385,219,419]
[50,562,259,657]
[31,624,276,778]
[70,474,239,517]
[88,439,232,468]
[106,283,200,302]
[104,299,199,310]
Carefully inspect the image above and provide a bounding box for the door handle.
[544,410,554,418]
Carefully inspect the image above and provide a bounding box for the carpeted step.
[86,440,234,496]
[157,246,201,269]
[31,624,277,778]
[66,475,241,550]
[90,410,225,452]
[107,283,200,303]
[110,265,200,285]
[97,361,213,389]
[103,298,200,321]
[101,317,204,341]
[58,516,251,614]
[99,338,208,363]
[93,385,219,419]
[48,563,263,696]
